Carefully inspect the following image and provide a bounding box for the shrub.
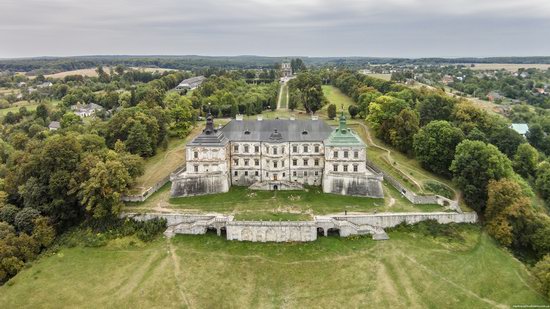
[0,204,19,225]
[14,208,40,234]
[388,220,465,241]
[533,255,550,298]
[424,181,454,199]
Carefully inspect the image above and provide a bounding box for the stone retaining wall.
[365,160,459,211]
[122,164,186,202]
[226,221,317,242]
[332,212,477,229]
[124,210,477,242]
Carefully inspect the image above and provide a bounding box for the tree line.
[331,70,550,297]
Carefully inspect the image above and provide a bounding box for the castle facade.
[170,113,383,198]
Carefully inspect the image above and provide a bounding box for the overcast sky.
[1,0,549,58]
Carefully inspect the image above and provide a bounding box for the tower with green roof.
[322,112,383,197]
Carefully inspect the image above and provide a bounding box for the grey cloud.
[0,0,548,57]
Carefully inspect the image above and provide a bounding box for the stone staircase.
[330,218,389,240]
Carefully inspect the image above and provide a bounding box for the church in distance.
[170,113,384,198]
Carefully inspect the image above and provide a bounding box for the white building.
[70,103,103,118]
[171,113,383,198]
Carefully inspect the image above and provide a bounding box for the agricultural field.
[0,227,546,308]
[366,73,392,81]
[35,67,176,79]
[468,63,550,71]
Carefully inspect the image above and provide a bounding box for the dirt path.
[277,81,288,110]
[358,122,460,203]
[166,239,192,308]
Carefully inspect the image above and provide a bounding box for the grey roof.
[48,121,61,129]
[189,130,228,146]
[218,119,333,143]
[176,76,206,89]
[510,123,529,135]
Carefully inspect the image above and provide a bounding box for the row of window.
[194,147,361,159]
[233,158,322,167]
[334,150,359,159]
[232,144,323,154]
[333,164,359,172]
[233,170,321,177]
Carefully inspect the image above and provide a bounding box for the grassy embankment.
[0,226,546,308]
[125,182,443,218]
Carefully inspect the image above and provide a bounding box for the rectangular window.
[334,151,338,158]
[293,159,297,166]
[293,171,297,177]
[283,172,286,177]
[344,151,349,158]
[314,171,319,176]
[293,145,298,153]
[244,145,249,153]
[234,171,238,176]
[343,165,348,172]
[244,171,249,176]
[274,161,278,168]
[303,159,308,166]
[233,145,238,152]
[255,145,260,153]
[354,151,359,159]
[255,159,260,166]
[273,147,278,155]
[266,172,269,177]
[304,171,308,177]
[314,159,319,166]
[193,151,198,159]
[314,145,319,153]
[303,145,309,153]
[233,159,238,166]
[255,171,259,176]
[244,159,249,166]
[194,165,199,172]
[333,164,338,172]
[353,165,358,172]
[282,160,285,167]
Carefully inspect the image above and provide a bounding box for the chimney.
[235,114,243,121]
[257,115,263,121]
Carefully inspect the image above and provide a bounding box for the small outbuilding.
[48,121,61,131]
[510,123,529,137]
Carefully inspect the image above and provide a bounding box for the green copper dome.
[325,111,365,147]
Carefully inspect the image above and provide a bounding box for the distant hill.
[1,55,549,73]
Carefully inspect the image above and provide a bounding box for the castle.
[170,113,384,198]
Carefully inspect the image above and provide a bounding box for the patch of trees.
[332,69,550,290]
[288,72,326,113]
[191,75,278,117]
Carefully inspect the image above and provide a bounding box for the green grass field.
[0,227,546,308]
[0,100,60,118]
[277,82,289,109]
[320,85,356,118]
[125,183,444,216]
